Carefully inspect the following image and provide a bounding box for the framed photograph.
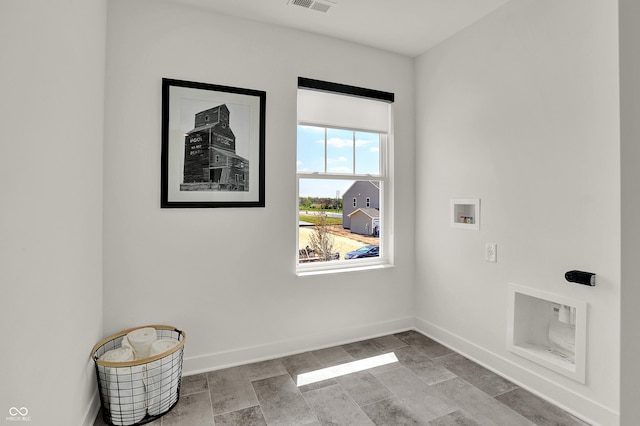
[161,78,266,208]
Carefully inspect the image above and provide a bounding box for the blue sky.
[297,125,380,198]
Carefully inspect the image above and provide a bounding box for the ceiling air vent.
[288,0,335,13]
[310,2,331,13]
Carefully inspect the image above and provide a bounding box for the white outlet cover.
[485,243,497,262]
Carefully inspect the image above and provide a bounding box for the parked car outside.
[345,245,379,259]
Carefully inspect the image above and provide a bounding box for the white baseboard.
[81,389,101,426]
[182,316,415,376]
[414,316,619,426]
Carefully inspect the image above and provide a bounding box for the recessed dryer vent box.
[507,283,587,383]
[451,198,480,230]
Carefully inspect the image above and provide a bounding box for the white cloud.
[297,160,312,172]
[327,137,352,149]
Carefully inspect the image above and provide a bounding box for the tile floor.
[94,330,590,425]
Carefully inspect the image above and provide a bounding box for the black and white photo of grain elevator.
[181,104,249,191]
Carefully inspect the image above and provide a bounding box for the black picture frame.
[161,78,266,208]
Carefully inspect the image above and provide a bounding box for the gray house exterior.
[348,207,380,236]
[342,181,380,229]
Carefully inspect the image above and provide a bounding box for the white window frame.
[296,135,389,274]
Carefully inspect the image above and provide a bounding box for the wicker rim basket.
[91,325,187,367]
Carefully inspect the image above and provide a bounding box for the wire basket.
[91,325,186,426]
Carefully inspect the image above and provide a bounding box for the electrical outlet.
[485,243,497,262]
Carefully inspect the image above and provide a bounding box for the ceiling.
[169,0,512,57]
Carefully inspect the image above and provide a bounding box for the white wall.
[4,1,628,424]
[103,0,415,374]
[0,1,106,425]
[619,0,640,424]
[414,1,620,425]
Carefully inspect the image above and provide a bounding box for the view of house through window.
[296,78,393,271]
[297,125,387,267]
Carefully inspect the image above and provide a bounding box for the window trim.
[296,130,391,274]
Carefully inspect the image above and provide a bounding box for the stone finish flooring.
[94,330,590,425]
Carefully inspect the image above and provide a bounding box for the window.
[296,77,393,273]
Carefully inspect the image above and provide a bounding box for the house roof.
[348,207,380,219]
[342,180,380,198]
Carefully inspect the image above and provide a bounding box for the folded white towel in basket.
[150,338,180,357]
[126,327,157,359]
[99,347,146,426]
[120,335,133,351]
[145,338,181,416]
[100,347,134,363]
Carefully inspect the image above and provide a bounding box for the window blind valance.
[297,77,393,133]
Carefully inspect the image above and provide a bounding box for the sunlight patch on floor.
[296,352,399,387]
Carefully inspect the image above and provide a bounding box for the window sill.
[296,260,394,277]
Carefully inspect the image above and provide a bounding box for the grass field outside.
[299,213,343,226]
